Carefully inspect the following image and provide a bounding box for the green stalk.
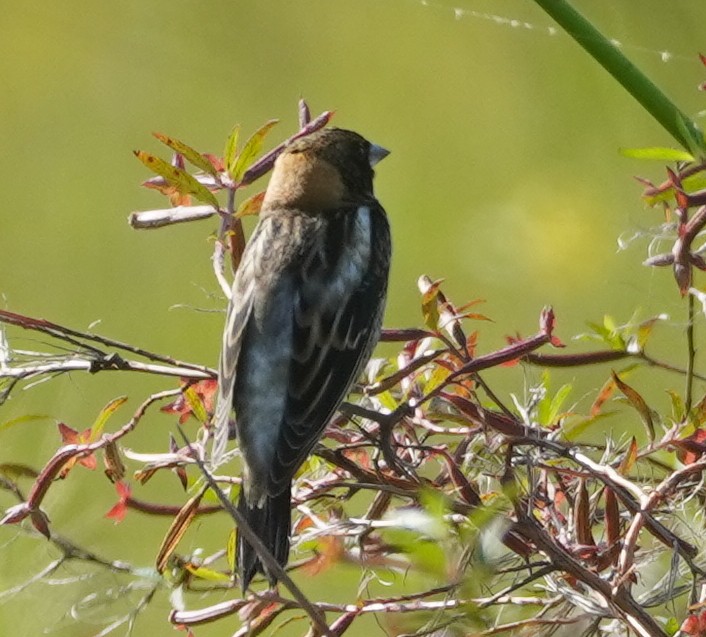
[532,0,703,154]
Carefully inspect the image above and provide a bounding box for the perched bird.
[214,127,391,590]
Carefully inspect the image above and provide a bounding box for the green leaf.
[423,363,451,396]
[407,540,447,578]
[689,392,706,427]
[202,481,235,505]
[420,278,444,332]
[666,389,685,422]
[676,111,706,157]
[603,314,617,334]
[583,316,625,350]
[603,315,625,350]
[631,314,666,352]
[419,487,450,527]
[0,414,50,432]
[0,463,39,480]
[619,146,694,162]
[184,385,208,424]
[562,411,617,441]
[664,616,680,637]
[226,529,236,572]
[223,125,240,177]
[294,454,327,479]
[539,382,572,427]
[153,133,219,177]
[465,492,511,531]
[382,527,446,578]
[90,396,128,441]
[683,173,706,194]
[185,564,231,582]
[134,150,220,209]
[230,119,279,183]
[376,389,398,412]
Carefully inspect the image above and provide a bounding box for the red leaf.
[342,448,371,470]
[302,536,344,576]
[56,423,96,476]
[58,422,89,444]
[675,428,706,464]
[604,488,620,552]
[591,375,618,416]
[105,481,132,523]
[575,479,594,546]
[202,153,225,173]
[105,500,127,523]
[161,379,218,424]
[30,509,51,539]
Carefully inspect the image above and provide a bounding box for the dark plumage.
[214,128,391,590]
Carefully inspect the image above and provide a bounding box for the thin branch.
[0,309,214,375]
[515,437,700,567]
[0,355,212,383]
[686,293,696,412]
[176,430,333,637]
[476,615,584,636]
[0,389,181,530]
[515,511,667,637]
[128,204,216,229]
[616,455,706,587]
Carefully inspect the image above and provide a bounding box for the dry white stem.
[616,456,706,588]
[476,594,561,607]
[0,357,213,381]
[128,205,217,229]
[570,450,648,504]
[479,616,583,636]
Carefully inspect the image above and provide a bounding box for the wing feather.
[212,228,259,464]
[268,203,390,492]
[216,204,389,492]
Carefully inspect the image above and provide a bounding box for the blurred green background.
[2,1,706,635]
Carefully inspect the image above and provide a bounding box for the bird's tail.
[237,485,292,591]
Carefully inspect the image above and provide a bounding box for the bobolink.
[214,128,391,590]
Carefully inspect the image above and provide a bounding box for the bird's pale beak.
[368,143,390,167]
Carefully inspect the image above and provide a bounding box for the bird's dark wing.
[268,202,391,492]
[212,232,258,463]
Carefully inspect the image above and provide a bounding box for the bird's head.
[262,128,389,212]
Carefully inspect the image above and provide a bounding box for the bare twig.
[686,292,696,412]
[0,389,181,532]
[177,430,333,637]
[0,309,214,375]
[616,456,706,588]
[515,512,667,637]
[128,204,216,229]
